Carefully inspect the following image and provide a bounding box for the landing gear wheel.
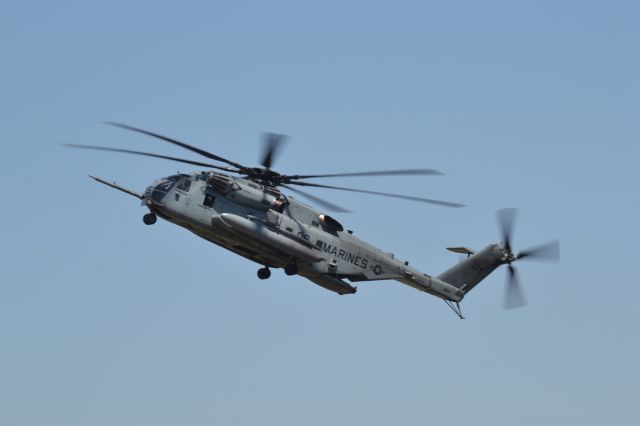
[143,213,157,225]
[257,267,271,280]
[284,264,298,276]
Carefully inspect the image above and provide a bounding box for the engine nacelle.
[226,180,285,211]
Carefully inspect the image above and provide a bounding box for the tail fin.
[437,244,502,294]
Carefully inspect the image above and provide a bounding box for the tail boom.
[437,244,505,294]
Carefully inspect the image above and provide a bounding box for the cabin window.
[315,240,324,249]
[177,177,191,192]
[203,194,215,207]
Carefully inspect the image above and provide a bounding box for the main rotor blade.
[504,265,526,310]
[287,181,465,208]
[281,184,351,213]
[517,240,560,262]
[261,132,286,170]
[64,144,243,173]
[104,122,249,171]
[284,168,443,181]
[497,208,517,252]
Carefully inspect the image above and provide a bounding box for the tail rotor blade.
[504,265,526,310]
[493,208,559,310]
[517,239,560,262]
[497,208,518,252]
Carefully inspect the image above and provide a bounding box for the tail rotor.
[496,208,560,309]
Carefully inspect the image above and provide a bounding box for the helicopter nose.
[143,184,154,201]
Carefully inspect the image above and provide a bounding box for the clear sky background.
[1,1,638,425]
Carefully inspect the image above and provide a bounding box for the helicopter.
[67,123,560,318]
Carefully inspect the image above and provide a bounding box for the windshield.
[150,179,177,202]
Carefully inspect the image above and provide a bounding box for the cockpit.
[148,174,188,203]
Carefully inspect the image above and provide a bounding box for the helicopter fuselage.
[143,171,466,300]
[74,122,559,317]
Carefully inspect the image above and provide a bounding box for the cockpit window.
[177,177,191,192]
[151,180,176,202]
[166,175,182,182]
[156,181,175,192]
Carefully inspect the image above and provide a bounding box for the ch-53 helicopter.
[67,123,559,318]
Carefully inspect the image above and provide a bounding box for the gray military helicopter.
[67,123,559,318]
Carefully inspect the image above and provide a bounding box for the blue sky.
[1,1,638,425]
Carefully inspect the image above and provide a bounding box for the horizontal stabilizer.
[89,175,143,199]
[446,247,475,256]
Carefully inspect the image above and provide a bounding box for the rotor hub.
[246,167,283,185]
[497,244,517,264]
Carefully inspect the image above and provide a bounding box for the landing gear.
[444,300,465,319]
[257,267,271,280]
[143,213,157,225]
[284,263,299,276]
